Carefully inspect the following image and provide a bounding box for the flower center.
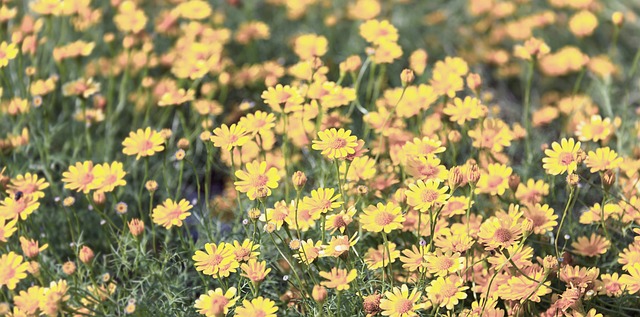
[487,175,504,188]
[418,165,438,179]
[330,137,347,149]
[421,189,439,203]
[375,211,396,226]
[441,283,459,297]
[252,175,269,188]
[141,140,154,152]
[81,173,94,186]
[333,216,347,228]
[396,299,414,314]
[494,228,513,243]
[436,257,454,271]
[209,296,229,315]
[559,152,574,165]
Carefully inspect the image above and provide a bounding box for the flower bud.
[255,187,269,199]
[93,191,106,205]
[566,173,579,187]
[603,170,615,191]
[79,246,95,264]
[447,130,461,143]
[400,69,415,87]
[312,285,328,303]
[115,202,128,215]
[542,255,559,271]
[128,218,145,237]
[292,171,307,190]
[145,180,158,192]
[508,174,521,192]
[466,160,481,184]
[63,261,77,275]
[612,12,624,27]
[177,138,190,150]
[448,166,464,190]
[248,208,261,220]
[576,149,587,164]
[521,218,534,234]
[466,73,482,91]
[27,261,40,277]
[289,239,301,250]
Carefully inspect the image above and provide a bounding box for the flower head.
[151,198,192,229]
[312,128,359,160]
[122,128,165,160]
[542,138,581,175]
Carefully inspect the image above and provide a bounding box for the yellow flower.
[0,251,30,290]
[475,163,513,196]
[399,245,428,273]
[542,138,581,175]
[39,280,70,316]
[522,204,557,235]
[301,187,343,216]
[235,297,278,317]
[294,239,322,265]
[240,259,271,283]
[360,202,405,233]
[210,124,250,151]
[193,242,237,277]
[312,128,359,160]
[576,115,614,142]
[194,287,238,317]
[238,111,276,136]
[61,161,95,193]
[0,41,18,68]
[151,198,192,229]
[425,275,468,310]
[234,160,280,200]
[230,239,260,262]
[0,195,40,221]
[379,284,423,317]
[569,10,598,37]
[443,96,484,125]
[585,147,623,173]
[364,242,400,270]
[293,34,328,60]
[572,233,610,257]
[478,210,523,250]
[174,0,212,20]
[359,19,399,45]
[426,250,464,277]
[122,128,165,160]
[90,162,127,193]
[14,285,43,315]
[371,40,403,64]
[7,173,50,200]
[0,217,18,242]
[515,179,549,206]
[406,179,450,212]
[620,263,640,294]
[19,236,48,259]
[260,84,304,113]
[319,268,357,291]
[498,268,551,302]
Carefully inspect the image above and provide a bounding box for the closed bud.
[576,149,587,164]
[145,180,158,192]
[603,170,615,191]
[248,208,261,220]
[312,285,327,303]
[177,138,190,150]
[466,73,482,91]
[612,12,624,27]
[264,222,276,233]
[521,218,534,234]
[448,166,463,190]
[93,191,106,205]
[255,187,269,199]
[62,261,76,275]
[466,160,480,184]
[566,173,579,187]
[542,255,559,271]
[79,246,95,264]
[448,130,462,143]
[400,69,415,87]
[508,174,521,192]
[292,171,307,190]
